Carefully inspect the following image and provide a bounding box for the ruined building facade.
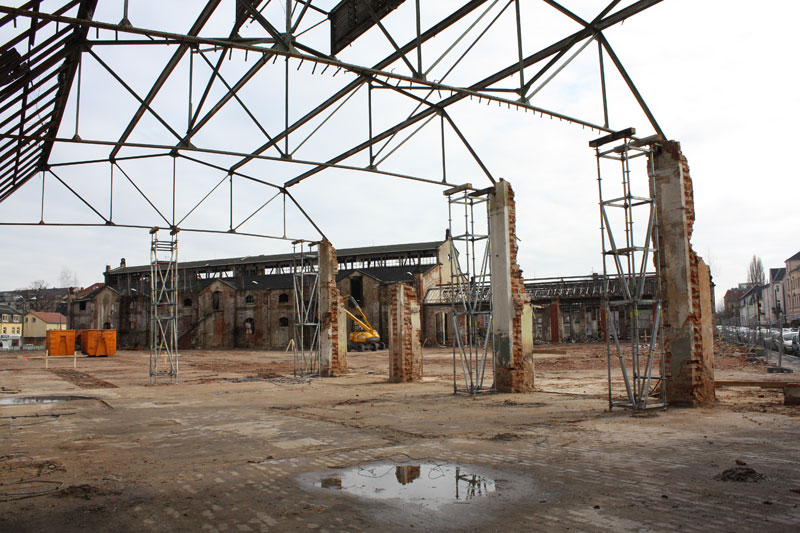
[77,241,455,350]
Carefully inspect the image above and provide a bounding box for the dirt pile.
[715,466,765,482]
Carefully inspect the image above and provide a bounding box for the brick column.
[650,141,714,406]
[319,240,347,376]
[388,283,422,382]
[549,302,561,343]
[578,304,587,340]
[599,300,607,342]
[489,180,534,393]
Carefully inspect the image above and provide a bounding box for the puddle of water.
[0,395,97,406]
[314,462,496,510]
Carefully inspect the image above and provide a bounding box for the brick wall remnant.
[388,283,422,383]
[319,240,347,376]
[650,141,714,406]
[490,180,535,393]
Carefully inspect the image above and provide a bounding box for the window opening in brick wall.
[212,291,221,310]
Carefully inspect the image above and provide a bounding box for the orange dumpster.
[79,329,117,357]
[46,330,76,356]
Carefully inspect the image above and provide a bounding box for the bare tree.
[26,280,50,312]
[747,255,765,286]
[58,267,80,288]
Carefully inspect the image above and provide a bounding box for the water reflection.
[0,395,96,406]
[316,462,496,509]
[395,465,420,485]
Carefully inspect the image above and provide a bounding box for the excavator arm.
[345,296,382,351]
[344,309,372,333]
[348,296,374,330]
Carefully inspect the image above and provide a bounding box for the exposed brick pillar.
[650,141,714,406]
[388,283,422,383]
[542,304,551,341]
[489,180,534,393]
[549,302,561,343]
[319,240,347,376]
[599,299,607,342]
[577,304,587,340]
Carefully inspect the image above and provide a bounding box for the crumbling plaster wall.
[650,141,715,406]
[490,180,535,393]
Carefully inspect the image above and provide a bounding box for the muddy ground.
[1,341,799,532]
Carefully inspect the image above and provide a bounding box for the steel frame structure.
[0,1,670,386]
[593,129,665,410]
[291,240,321,376]
[1,0,665,241]
[445,185,493,394]
[149,227,179,383]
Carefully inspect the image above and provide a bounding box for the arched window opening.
[212,291,221,310]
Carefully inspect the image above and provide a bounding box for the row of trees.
[9,268,81,313]
[23,268,80,293]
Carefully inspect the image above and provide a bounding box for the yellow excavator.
[345,296,383,352]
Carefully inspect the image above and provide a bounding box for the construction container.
[46,330,76,356]
[79,329,117,357]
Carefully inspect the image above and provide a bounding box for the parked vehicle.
[780,332,796,353]
[792,333,800,356]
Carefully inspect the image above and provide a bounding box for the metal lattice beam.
[0,1,666,241]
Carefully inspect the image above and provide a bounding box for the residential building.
[22,311,68,345]
[0,287,72,315]
[0,305,22,349]
[738,284,764,326]
[761,268,787,326]
[722,287,745,321]
[786,250,800,325]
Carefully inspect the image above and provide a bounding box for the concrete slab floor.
[1,343,799,532]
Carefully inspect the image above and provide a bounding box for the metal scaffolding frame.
[593,129,665,410]
[292,240,320,377]
[445,185,494,394]
[149,227,179,384]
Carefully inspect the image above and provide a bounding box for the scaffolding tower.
[592,129,665,410]
[149,228,179,384]
[292,241,320,377]
[445,185,494,394]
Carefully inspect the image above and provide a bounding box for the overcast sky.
[1,0,798,305]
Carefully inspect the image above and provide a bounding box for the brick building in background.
[83,240,456,350]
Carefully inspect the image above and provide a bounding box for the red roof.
[28,311,67,324]
[75,282,104,299]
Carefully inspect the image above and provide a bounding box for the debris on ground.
[56,484,121,500]
[715,466,765,482]
[490,433,522,441]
